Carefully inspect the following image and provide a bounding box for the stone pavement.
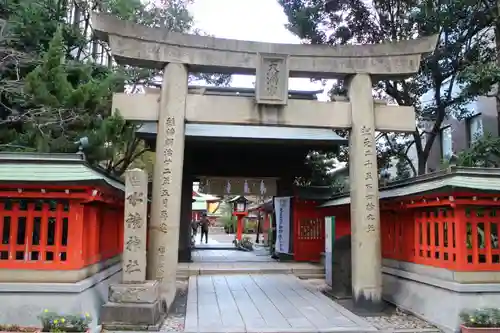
[193,233,263,250]
[178,248,324,280]
[177,261,325,279]
[192,248,274,262]
[184,274,377,333]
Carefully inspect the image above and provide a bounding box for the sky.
[188,0,333,101]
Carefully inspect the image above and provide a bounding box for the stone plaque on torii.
[92,12,437,312]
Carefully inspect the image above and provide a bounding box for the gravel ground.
[303,279,441,332]
[362,308,440,331]
[160,280,188,332]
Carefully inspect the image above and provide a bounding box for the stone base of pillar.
[352,294,385,314]
[100,281,166,331]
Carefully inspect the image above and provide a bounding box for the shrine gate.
[92,12,437,312]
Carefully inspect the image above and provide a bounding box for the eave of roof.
[320,166,500,208]
[0,153,124,191]
[137,123,347,146]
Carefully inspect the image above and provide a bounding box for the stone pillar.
[347,73,383,311]
[147,62,188,307]
[101,169,165,331]
[123,169,148,282]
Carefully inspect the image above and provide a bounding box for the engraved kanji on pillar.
[123,168,148,283]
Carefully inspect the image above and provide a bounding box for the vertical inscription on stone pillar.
[256,53,289,105]
[155,115,176,282]
[359,125,379,234]
[123,169,148,283]
[347,73,382,309]
[148,63,187,306]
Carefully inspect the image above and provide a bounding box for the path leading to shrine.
[180,239,377,333]
[184,274,377,333]
[177,240,325,280]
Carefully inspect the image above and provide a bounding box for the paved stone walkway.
[184,274,376,333]
[192,248,274,262]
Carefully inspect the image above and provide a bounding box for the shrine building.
[0,153,124,327]
[320,166,500,332]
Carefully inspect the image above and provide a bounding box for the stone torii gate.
[93,12,437,311]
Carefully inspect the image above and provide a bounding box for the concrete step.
[296,272,326,279]
[176,262,325,280]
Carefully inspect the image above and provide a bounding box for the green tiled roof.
[320,167,500,208]
[0,152,124,191]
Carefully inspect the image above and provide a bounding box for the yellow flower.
[61,318,65,323]
[54,320,59,324]
[85,313,90,318]
[44,309,48,313]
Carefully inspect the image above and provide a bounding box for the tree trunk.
[417,154,427,175]
[496,0,500,136]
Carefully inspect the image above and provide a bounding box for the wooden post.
[237,215,243,240]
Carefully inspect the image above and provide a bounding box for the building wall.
[0,263,121,332]
[425,95,497,172]
[412,71,498,173]
[382,259,500,333]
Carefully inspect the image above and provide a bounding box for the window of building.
[440,126,453,160]
[466,113,483,146]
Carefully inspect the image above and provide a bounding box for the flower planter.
[40,327,91,333]
[461,325,500,333]
[0,327,41,333]
[41,330,89,333]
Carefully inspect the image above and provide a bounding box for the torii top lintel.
[92,12,438,79]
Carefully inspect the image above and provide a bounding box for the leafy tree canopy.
[279,0,498,175]
[0,0,230,177]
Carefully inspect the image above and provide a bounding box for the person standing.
[191,219,198,245]
[200,212,210,244]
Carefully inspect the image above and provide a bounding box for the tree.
[394,156,413,181]
[279,0,496,175]
[9,27,123,158]
[295,151,338,186]
[455,133,500,167]
[0,0,231,176]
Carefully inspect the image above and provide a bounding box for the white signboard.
[274,196,291,253]
[325,216,333,254]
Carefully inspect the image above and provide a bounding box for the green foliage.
[4,27,127,163]
[221,214,236,232]
[460,308,500,328]
[233,236,254,251]
[394,156,413,181]
[38,309,92,332]
[245,220,258,233]
[279,0,498,175]
[0,325,38,332]
[455,133,500,168]
[0,0,230,176]
[297,151,338,186]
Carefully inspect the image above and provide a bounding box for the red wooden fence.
[0,185,123,270]
[381,194,500,271]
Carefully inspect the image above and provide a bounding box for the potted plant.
[460,308,500,332]
[233,236,254,251]
[0,325,40,333]
[38,310,92,333]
